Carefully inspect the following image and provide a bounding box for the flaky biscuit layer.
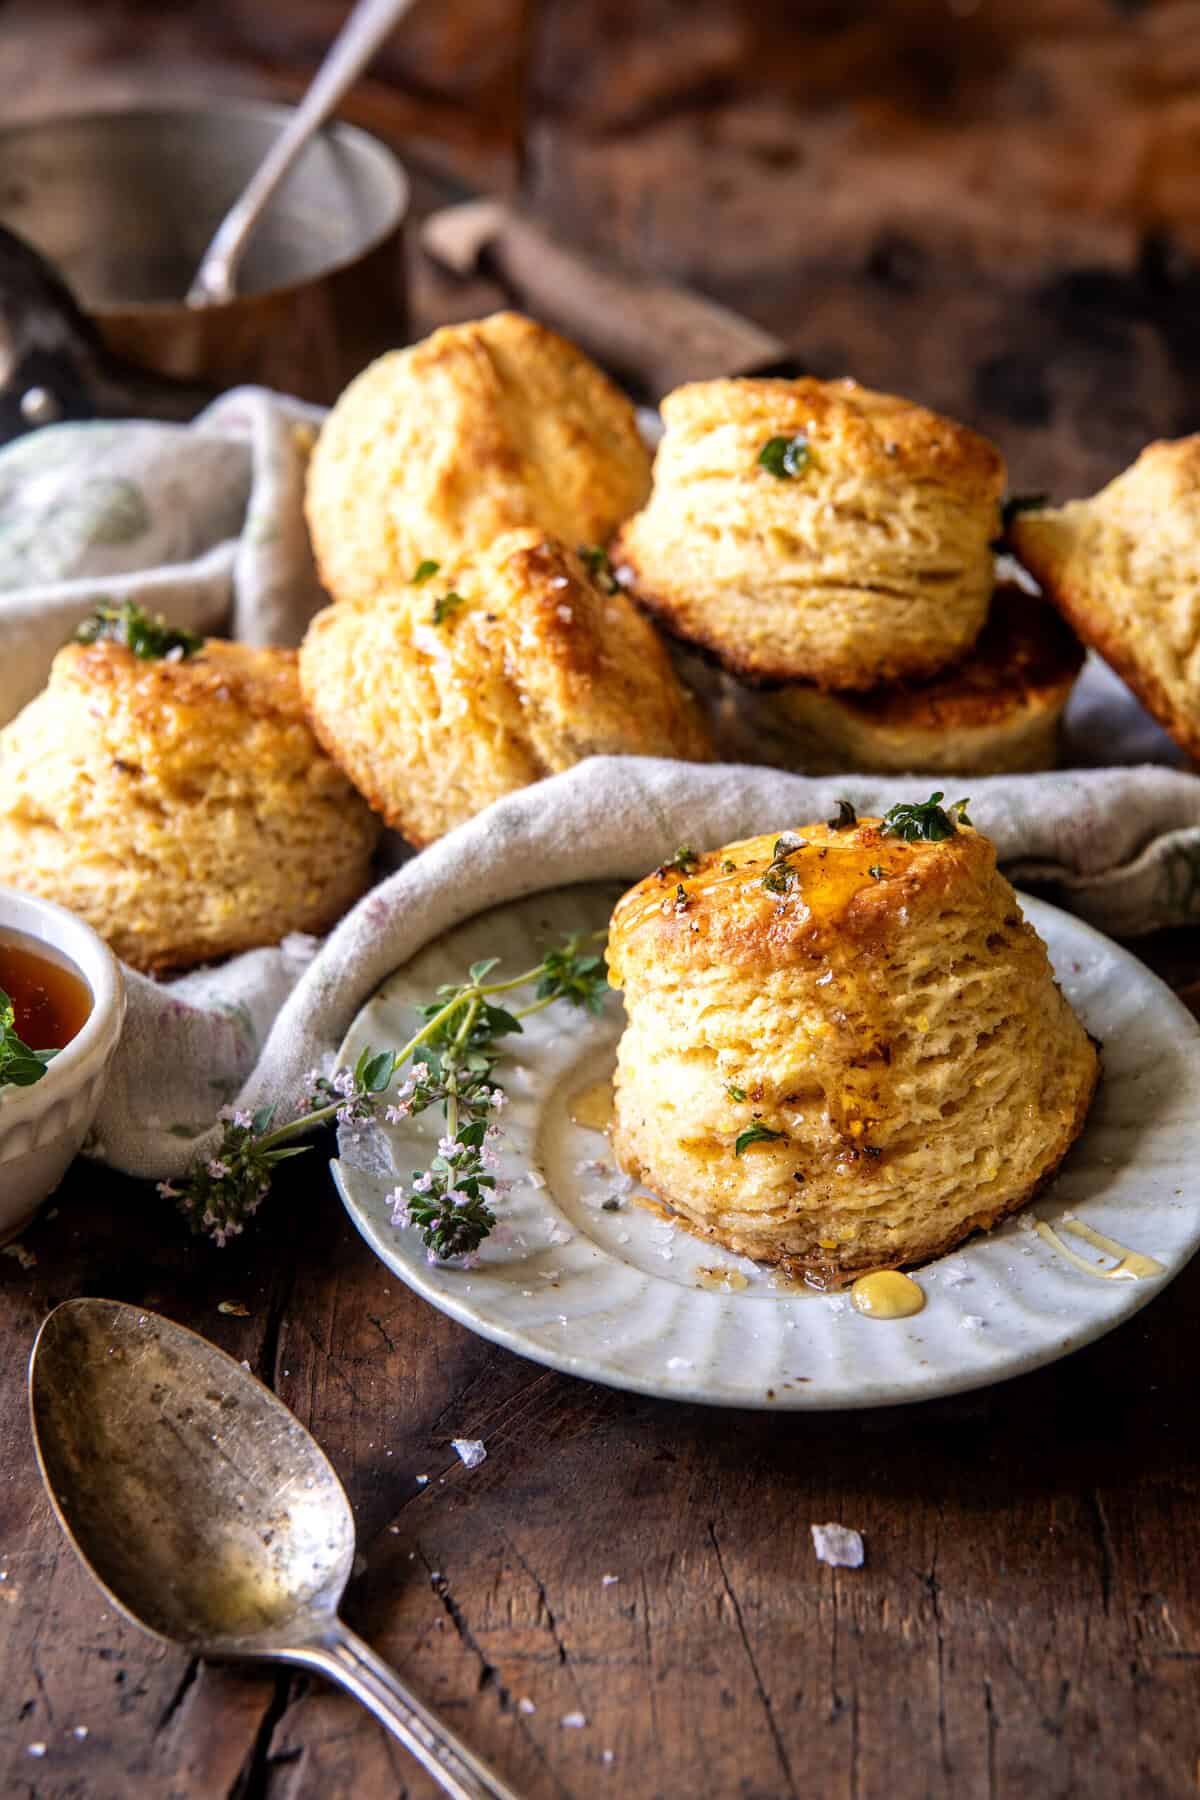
[607,817,1098,1278]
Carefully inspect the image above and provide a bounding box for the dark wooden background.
[3,3,1200,1796]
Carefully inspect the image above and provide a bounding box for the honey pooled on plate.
[850,1270,925,1319]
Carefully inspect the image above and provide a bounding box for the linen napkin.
[1,390,1199,1186]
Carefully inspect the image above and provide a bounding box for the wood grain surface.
[3,4,1200,1796]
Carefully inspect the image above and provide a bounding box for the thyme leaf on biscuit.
[578,544,620,594]
[762,831,805,894]
[757,434,810,479]
[411,558,441,585]
[881,793,972,842]
[659,844,699,877]
[734,1122,787,1156]
[431,590,465,626]
[75,600,203,661]
[169,934,609,1256]
[0,988,55,1090]
[829,799,858,830]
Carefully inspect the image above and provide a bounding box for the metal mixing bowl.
[0,103,410,404]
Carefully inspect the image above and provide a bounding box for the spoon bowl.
[30,1299,519,1799]
[30,1297,352,1653]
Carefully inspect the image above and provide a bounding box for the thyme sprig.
[75,600,203,661]
[0,989,55,1090]
[881,793,972,842]
[165,934,609,1256]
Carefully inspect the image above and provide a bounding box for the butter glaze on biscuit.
[300,528,712,847]
[1011,437,1200,760]
[615,377,1005,690]
[606,817,1098,1279]
[0,639,380,973]
[305,311,652,606]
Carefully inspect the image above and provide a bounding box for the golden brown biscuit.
[300,528,712,847]
[305,311,652,607]
[1011,439,1200,759]
[674,587,1083,775]
[607,811,1098,1279]
[0,639,380,973]
[614,376,1005,689]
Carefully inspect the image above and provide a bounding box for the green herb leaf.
[536,936,609,1014]
[721,859,737,874]
[734,1122,787,1156]
[431,591,466,626]
[0,987,52,1090]
[881,793,972,843]
[757,434,810,479]
[828,799,858,830]
[762,831,805,894]
[411,558,441,585]
[74,600,203,661]
[361,1050,398,1093]
[578,544,619,594]
[668,844,699,875]
[726,1084,748,1102]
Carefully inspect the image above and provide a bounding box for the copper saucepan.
[0,102,409,420]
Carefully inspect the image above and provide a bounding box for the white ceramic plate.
[333,884,1200,1410]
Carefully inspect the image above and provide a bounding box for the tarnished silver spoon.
[30,1298,520,1800]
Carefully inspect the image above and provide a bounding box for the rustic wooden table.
[5,4,1200,1796]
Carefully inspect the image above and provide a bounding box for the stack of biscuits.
[300,311,712,848]
[614,375,1084,776]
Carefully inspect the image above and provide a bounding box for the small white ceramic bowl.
[0,889,125,1240]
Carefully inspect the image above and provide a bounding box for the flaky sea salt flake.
[451,1437,487,1470]
[811,1522,865,1568]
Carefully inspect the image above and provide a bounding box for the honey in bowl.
[0,932,92,1056]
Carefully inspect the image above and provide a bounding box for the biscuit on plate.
[0,638,380,973]
[1010,438,1200,760]
[614,376,1005,689]
[606,808,1098,1280]
[300,527,712,848]
[305,311,652,607]
[674,586,1083,775]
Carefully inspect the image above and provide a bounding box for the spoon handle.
[187,0,416,305]
[286,1621,524,1800]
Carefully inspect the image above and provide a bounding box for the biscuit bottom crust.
[672,588,1083,776]
[606,821,1100,1279]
